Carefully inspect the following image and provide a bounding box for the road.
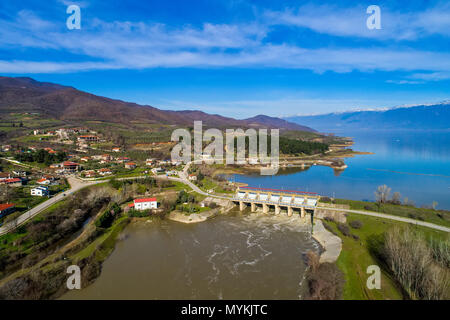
[1,159,449,235]
[0,176,100,236]
[315,206,450,233]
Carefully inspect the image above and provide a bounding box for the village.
[0,126,212,224]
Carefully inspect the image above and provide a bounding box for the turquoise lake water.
[234,130,450,210]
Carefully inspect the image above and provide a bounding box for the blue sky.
[0,0,449,118]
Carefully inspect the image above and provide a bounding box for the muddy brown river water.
[63,213,319,299]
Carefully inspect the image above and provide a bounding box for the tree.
[375,185,391,203]
[432,201,438,210]
[391,192,401,205]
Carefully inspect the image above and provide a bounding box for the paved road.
[0,176,100,236]
[316,206,450,233]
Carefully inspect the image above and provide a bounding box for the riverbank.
[311,220,342,263]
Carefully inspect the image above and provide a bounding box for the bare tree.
[432,201,438,210]
[391,192,401,205]
[375,185,391,203]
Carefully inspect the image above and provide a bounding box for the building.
[78,135,99,142]
[0,203,15,218]
[146,158,155,166]
[112,147,121,152]
[80,156,90,162]
[188,174,197,181]
[125,162,137,169]
[0,172,12,181]
[31,186,49,197]
[82,170,96,178]
[128,198,157,210]
[37,178,51,185]
[0,178,22,187]
[98,168,112,176]
[116,156,130,163]
[63,161,79,172]
[151,167,165,174]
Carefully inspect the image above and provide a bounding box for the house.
[63,161,79,172]
[116,156,130,163]
[0,203,15,218]
[125,162,137,169]
[101,154,111,161]
[37,178,51,185]
[158,160,171,166]
[112,147,121,152]
[1,145,11,152]
[146,158,155,166]
[77,135,99,142]
[0,172,12,181]
[188,174,197,181]
[82,170,96,178]
[151,167,165,174]
[98,168,112,176]
[31,186,49,197]
[91,155,103,161]
[80,156,90,162]
[0,178,22,187]
[128,198,157,210]
[13,170,27,177]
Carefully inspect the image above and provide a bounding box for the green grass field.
[330,198,450,228]
[322,212,448,300]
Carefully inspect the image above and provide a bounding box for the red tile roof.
[0,203,15,211]
[63,161,79,166]
[2,178,21,183]
[134,198,157,203]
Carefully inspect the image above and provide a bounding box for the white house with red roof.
[37,177,50,185]
[129,198,157,210]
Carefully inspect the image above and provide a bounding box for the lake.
[234,130,450,210]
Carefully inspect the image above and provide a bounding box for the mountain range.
[285,101,450,132]
[0,76,314,132]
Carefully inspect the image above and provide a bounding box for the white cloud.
[0,7,449,78]
[265,2,450,40]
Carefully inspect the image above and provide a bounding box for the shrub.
[208,202,218,209]
[307,262,345,300]
[349,220,363,229]
[322,221,338,236]
[95,203,121,228]
[351,234,360,241]
[320,197,332,203]
[337,223,351,237]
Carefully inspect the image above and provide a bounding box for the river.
[63,213,319,299]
